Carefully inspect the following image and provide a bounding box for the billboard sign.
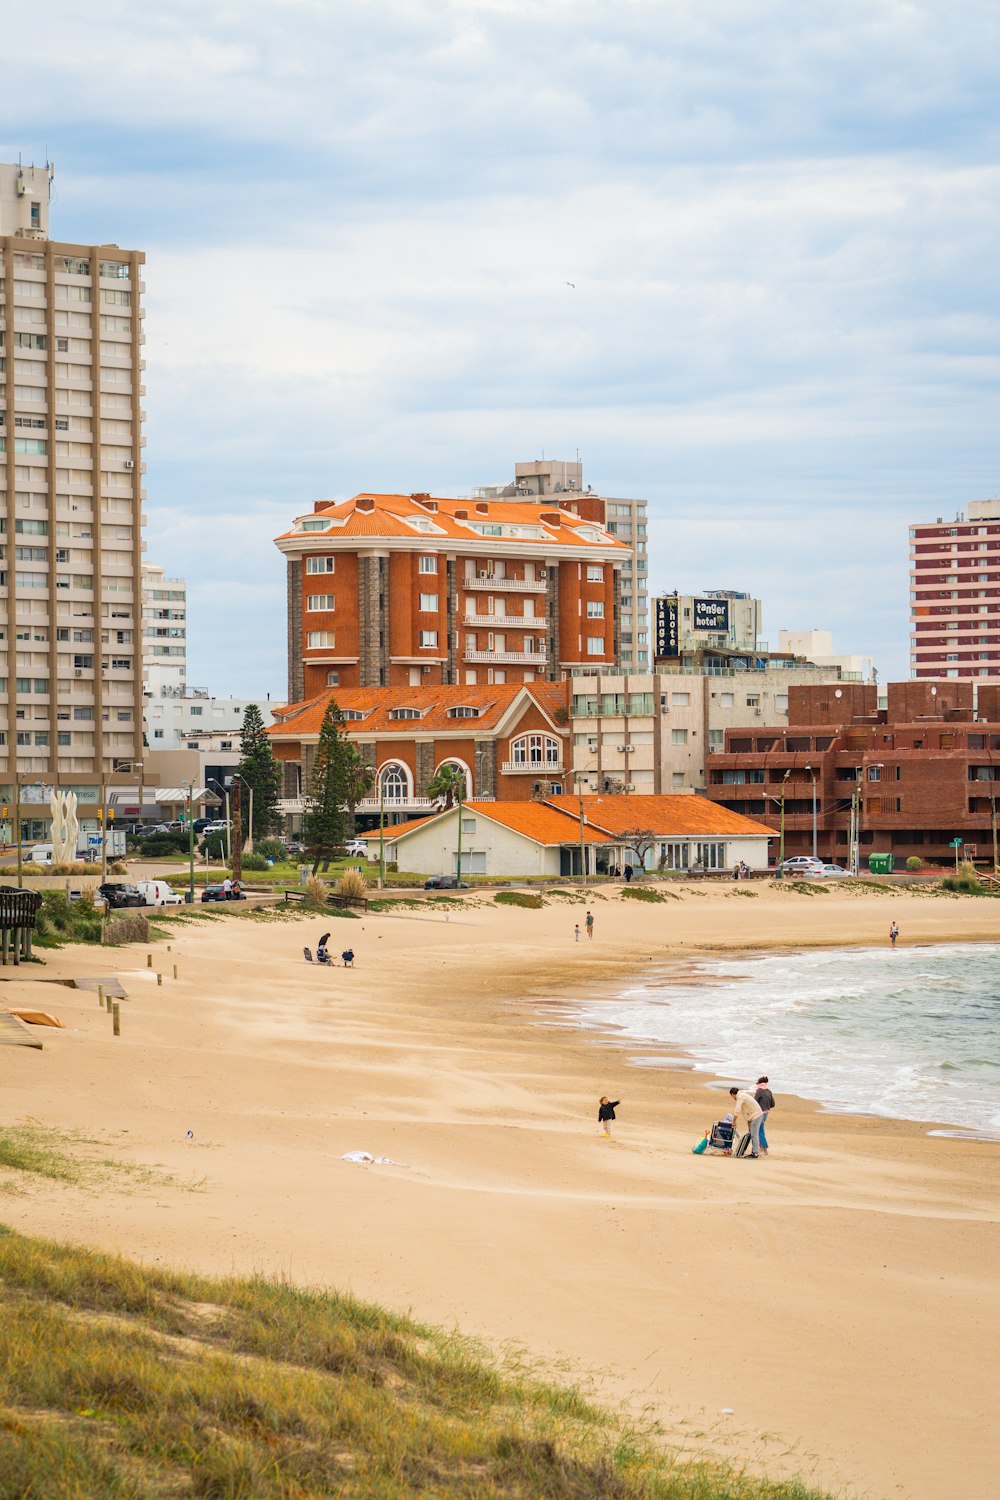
[654,597,679,659]
[693,596,730,633]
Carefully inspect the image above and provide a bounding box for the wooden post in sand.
[98,984,105,1009]
[172,964,178,980]
[112,1001,120,1036]
[156,972,162,987]
[146,952,153,968]
[106,990,113,1013]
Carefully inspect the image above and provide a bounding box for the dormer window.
[341,709,368,721]
[389,707,423,720]
[448,706,480,719]
[301,519,330,532]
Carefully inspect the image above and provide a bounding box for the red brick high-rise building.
[910,499,1000,678]
[275,491,628,703]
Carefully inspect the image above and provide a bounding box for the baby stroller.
[707,1118,735,1154]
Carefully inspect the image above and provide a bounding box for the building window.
[307,594,336,611]
[586,601,604,619]
[418,593,439,611]
[307,631,336,648]
[448,706,480,719]
[672,728,688,745]
[378,763,410,802]
[326,671,340,686]
[586,636,605,655]
[305,555,335,574]
[659,841,690,870]
[510,733,561,767]
[419,630,438,648]
[586,564,604,581]
[696,842,726,870]
[389,707,422,720]
[671,772,685,788]
[868,765,882,781]
[418,556,437,573]
[671,692,690,706]
[708,729,724,747]
[301,519,330,532]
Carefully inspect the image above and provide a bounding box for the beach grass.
[0,1227,836,1499]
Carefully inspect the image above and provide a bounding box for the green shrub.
[620,886,665,903]
[137,832,190,856]
[201,832,227,859]
[255,839,286,863]
[942,861,983,894]
[35,891,104,946]
[337,868,368,905]
[241,852,269,871]
[905,856,923,871]
[494,891,544,909]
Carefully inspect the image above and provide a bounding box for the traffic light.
[107,808,114,821]
[97,808,104,822]
[0,805,7,819]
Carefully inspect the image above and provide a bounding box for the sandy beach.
[2,881,999,1500]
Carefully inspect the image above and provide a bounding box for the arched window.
[510,733,561,767]
[378,763,411,802]
[435,759,473,799]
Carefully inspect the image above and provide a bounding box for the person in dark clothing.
[598,1096,620,1138]
[754,1075,776,1155]
[623,864,633,884]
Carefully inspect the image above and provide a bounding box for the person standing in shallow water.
[890,921,899,947]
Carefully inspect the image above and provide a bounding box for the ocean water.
[567,943,1000,1135]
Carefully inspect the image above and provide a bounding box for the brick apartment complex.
[0,161,144,836]
[910,499,1000,678]
[706,680,1000,868]
[275,491,627,702]
[268,681,573,824]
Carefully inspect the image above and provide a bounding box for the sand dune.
[2,881,998,1500]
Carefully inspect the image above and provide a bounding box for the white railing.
[464,649,548,665]
[501,760,564,774]
[277,797,311,814]
[464,575,546,592]
[355,795,437,812]
[464,613,546,628]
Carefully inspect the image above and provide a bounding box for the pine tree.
[237,703,283,839]
[302,699,371,870]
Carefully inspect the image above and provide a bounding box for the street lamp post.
[455,777,464,886]
[767,768,791,875]
[378,774,386,889]
[14,771,22,888]
[804,763,818,858]
[574,772,588,882]
[182,781,195,904]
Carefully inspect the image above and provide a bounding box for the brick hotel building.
[275,491,628,703]
[910,499,1000,678]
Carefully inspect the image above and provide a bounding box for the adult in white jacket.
[728,1087,764,1158]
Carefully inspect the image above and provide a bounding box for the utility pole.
[378,776,386,888]
[100,767,108,888]
[187,785,195,904]
[232,777,243,883]
[455,779,463,886]
[991,788,998,876]
[14,771,22,888]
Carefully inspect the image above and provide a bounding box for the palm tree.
[427,763,466,810]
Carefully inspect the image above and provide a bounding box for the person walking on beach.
[585,910,594,939]
[754,1075,775,1155]
[729,1086,764,1158]
[598,1096,620,1137]
[889,921,899,947]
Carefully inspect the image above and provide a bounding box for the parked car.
[192,817,214,835]
[135,879,183,906]
[284,840,306,856]
[201,883,247,903]
[202,820,231,834]
[816,864,854,879]
[345,839,370,858]
[98,882,145,909]
[780,856,826,875]
[423,876,470,890]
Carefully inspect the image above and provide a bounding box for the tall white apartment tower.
[141,563,187,696]
[0,161,144,824]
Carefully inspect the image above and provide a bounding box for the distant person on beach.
[574,924,580,943]
[585,910,594,939]
[624,864,633,884]
[598,1096,620,1137]
[729,1086,764,1158]
[754,1076,775,1155]
[890,921,899,947]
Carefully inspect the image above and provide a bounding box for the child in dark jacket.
[598,1096,620,1138]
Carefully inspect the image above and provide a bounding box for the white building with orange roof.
[274,491,628,703]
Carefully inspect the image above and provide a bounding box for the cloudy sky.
[4,0,998,696]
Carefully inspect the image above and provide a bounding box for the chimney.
[411,492,438,512]
[475,501,490,515]
[453,508,468,520]
[540,511,561,526]
[313,500,329,513]
[355,496,375,513]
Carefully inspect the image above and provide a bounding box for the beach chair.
[708,1120,735,1154]
[317,948,333,966]
[341,949,354,968]
[303,947,313,963]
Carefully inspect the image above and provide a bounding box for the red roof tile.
[270,683,569,740]
[547,794,774,838]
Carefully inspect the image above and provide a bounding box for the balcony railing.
[463,613,546,628]
[501,760,564,775]
[464,649,548,665]
[355,795,437,812]
[464,575,547,592]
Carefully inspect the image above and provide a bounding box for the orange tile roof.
[275,492,628,550]
[270,682,569,740]
[382,800,611,847]
[548,794,774,838]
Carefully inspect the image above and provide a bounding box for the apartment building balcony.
[355,795,437,813]
[501,759,565,775]
[463,649,548,666]
[463,613,545,628]
[464,575,546,592]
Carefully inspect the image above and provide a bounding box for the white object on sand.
[341,1150,399,1165]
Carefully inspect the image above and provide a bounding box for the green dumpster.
[868,852,895,874]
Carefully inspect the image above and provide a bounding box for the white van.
[28,844,54,865]
[135,879,183,907]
